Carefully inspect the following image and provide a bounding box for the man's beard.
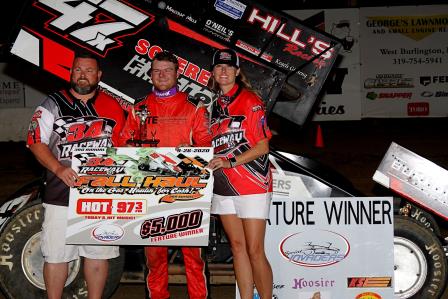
[71,79,98,95]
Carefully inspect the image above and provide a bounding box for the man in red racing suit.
[120,51,211,299]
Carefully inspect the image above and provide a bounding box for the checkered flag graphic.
[53,116,74,139]
[73,152,100,164]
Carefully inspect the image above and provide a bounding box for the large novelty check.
[66,147,213,246]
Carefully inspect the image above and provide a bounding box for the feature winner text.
[269,198,392,226]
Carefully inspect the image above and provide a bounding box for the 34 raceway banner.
[242,173,394,299]
[66,147,213,246]
[360,5,448,118]
[10,0,341,126]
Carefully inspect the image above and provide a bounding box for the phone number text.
[392,57,443,65]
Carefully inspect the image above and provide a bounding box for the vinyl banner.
[10,0,341,126]
[247,174,394,299]
[360,5,448,118]
[285,9,362,121]
[66,147,213,246]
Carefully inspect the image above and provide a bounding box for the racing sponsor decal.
[214,0,246,20]
[292,277,335,290]
[407,102,429,116]
[273,57,308,73]
[204,19,234,42]
[92,224,124,242]
[366,92,412,100]
[246,7,335,67]
[347,277,392,288]
[236,40,273,61]
[420,75,448,86]
[279,230,350,267]
[433,91,448,97]
[34,0,155,56]
[421,91,434,97]
[355,292,382,299]
[420,90,448,97]
[364,74,414,89]
[163,5,198,24]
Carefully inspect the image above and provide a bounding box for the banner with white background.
[237,173,394,299]
[360,5,448,117]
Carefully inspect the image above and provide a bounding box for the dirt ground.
[1,116,448,298]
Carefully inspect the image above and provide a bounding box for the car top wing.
[9,0,341,125]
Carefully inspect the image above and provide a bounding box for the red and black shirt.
[27,89,125,206]
[210,84,272,196]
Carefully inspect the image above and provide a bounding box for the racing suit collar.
[153,86,178,98]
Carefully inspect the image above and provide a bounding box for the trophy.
[126,105,160,147]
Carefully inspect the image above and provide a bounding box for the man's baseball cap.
[211,49,240,68]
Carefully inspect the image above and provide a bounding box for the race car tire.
[404,201,442,237]
[394,215,447,299]
[0,201,124,299]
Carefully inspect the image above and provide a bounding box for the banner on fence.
[360,5,448,118]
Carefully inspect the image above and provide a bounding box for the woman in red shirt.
[208,49,273,299]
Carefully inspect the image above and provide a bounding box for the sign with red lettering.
[66,147,213,245]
